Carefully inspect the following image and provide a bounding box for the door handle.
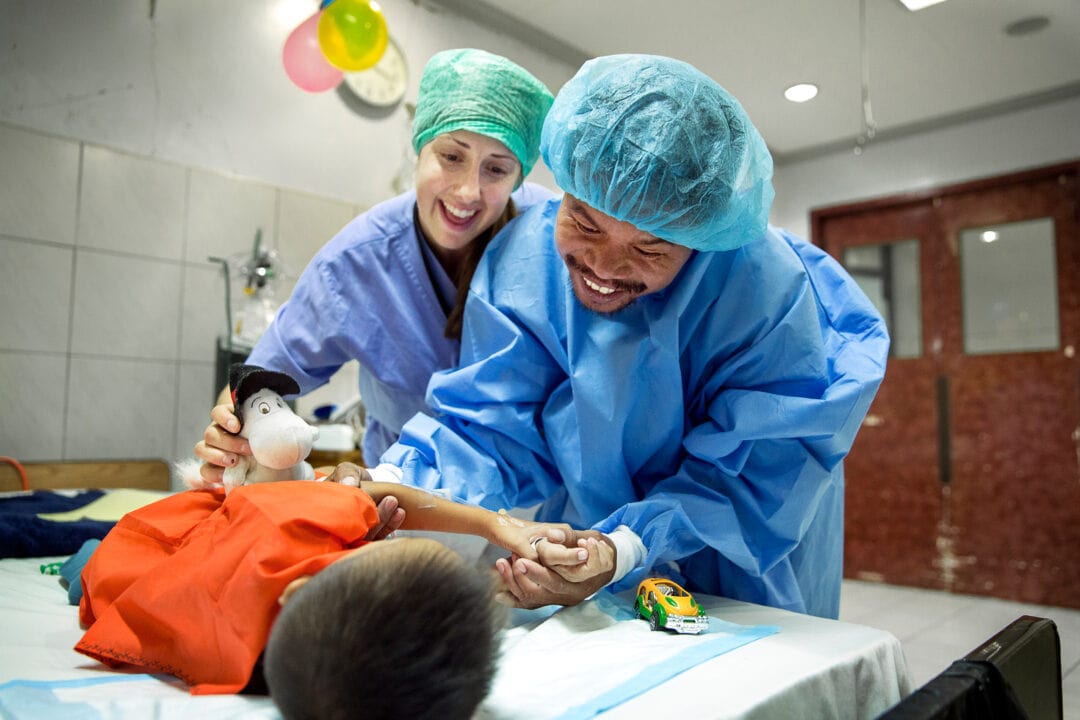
[937,375,951,485]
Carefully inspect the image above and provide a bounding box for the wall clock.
[340,37,409,109]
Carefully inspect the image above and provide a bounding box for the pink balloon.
[282,12,343,93]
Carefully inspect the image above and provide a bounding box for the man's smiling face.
[554,195,693,313]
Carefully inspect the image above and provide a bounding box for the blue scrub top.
[383,197,890,618]
[246,183,555,465]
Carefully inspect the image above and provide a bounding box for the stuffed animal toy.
[184,364,319,493]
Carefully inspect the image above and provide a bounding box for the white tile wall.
[185,168,277,265]
[0,352,68,460]
[180,263,228,363]
[276,189,358,299]
[70,249,183,360]
[64,356,177,460]
[78,146,187,260]
[0,237,73,353]
[0,126,79,245]
[175,361,217,481]
[1,125,363,464]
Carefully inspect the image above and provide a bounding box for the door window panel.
[959,218,1058,355]
[843,239,922,358]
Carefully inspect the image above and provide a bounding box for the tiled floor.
[839,579,1080,718]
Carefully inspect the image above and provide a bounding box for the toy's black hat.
[229,363,300,419]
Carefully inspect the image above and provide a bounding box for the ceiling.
[430,0,1080,163]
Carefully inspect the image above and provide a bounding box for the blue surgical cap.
[541,54,775,251]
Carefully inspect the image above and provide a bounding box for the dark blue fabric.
[0,490,115,559]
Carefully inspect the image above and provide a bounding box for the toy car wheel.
[649,611,661,631]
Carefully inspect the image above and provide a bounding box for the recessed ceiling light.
[980,230,999,243]
[897,0,949,10]
[784,83,819,103]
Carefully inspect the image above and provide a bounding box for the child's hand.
[489,518,582,563]
[366,496,404,541]
[516,528,614,582]
[322,462,371,487]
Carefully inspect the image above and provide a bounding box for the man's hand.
[494,535,616,608]
[322,462,405,541]
[193,402,251,485]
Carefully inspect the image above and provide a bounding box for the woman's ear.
[278,575,312,606]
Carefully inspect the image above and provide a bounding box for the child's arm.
[359,480,587,563]
[319,462,594,564]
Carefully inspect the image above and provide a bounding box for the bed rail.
[0,460,170,492]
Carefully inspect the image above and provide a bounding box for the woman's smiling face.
[414,130,521,257]
[554,195,693,313]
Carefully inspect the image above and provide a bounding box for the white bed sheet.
[0,555,912,719]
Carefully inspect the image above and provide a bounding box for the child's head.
[264,537,504,720]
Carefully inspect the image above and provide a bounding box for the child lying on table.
[75,470,601,720]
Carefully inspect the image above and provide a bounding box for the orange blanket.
[76,481,378,694]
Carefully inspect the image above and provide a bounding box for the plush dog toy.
[184,364,319,493]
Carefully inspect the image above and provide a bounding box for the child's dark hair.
[264,540,503,720]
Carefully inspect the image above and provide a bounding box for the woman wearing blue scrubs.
[194,49,554,485]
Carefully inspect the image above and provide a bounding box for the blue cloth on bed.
[484,590,779,719]
[0,490,114,559]
[0,676,281,719]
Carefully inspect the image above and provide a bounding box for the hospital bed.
[0,467,913,719]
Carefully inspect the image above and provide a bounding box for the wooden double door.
[814,161,1080,608]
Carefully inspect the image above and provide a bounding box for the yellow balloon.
[318,0,389,72]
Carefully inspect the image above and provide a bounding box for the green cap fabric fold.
[412,49,554,183]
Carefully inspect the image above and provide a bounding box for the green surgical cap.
[541,54,775,252]
[412,49,554,184]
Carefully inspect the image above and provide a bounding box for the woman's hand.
[193,402,251,485]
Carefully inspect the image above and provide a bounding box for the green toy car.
[634,578,710,634]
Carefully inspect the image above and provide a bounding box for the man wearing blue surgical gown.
[371,55,890,618]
